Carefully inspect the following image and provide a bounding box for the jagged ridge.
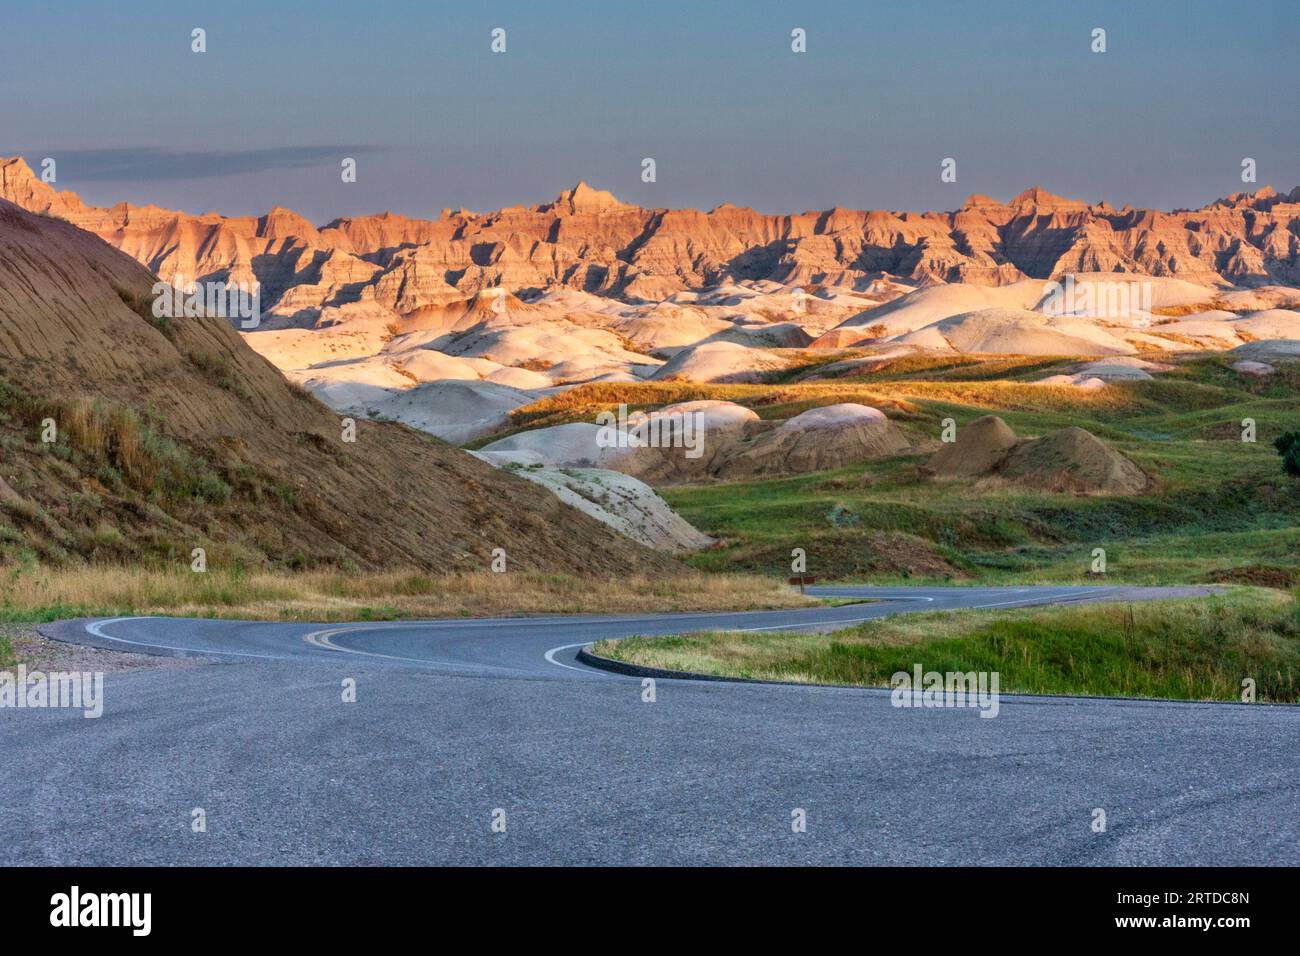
[3,157,1297,333]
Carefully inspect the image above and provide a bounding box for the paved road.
[4,585,1297,865]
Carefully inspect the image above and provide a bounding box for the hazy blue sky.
[4,0,1296,221]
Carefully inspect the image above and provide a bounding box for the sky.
[3,0,1297,222]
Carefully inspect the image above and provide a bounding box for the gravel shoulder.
[2,623,211,673]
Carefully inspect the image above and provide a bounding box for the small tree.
[1274,431,1300,477]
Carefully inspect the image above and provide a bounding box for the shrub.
[1275,431,1300,477]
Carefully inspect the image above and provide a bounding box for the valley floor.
[644,354,1300,586]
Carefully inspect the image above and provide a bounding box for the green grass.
[651,358,1300,585]
[0,633,14,668]
[594,588,1300,702]
[663,445,1300,584]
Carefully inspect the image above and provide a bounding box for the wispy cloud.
[26,146,382,182]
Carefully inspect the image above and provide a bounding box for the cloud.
[28,146,382,182]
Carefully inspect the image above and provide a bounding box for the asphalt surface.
[4,584,1297,865]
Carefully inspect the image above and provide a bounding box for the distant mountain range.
[2,157,1297,333]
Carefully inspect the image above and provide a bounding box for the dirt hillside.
[1000,427,1151,495]
[926,415,1020,478]
[925,414,1149,494]
[0,199,676,574]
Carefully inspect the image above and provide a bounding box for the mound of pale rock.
[487,400,913,484]
[1077,357,1167,378]
[1036,273,1216,312]
[1033,374,1109,389]
[926,415,1020,477]
[713,321,814,349]
[1218,287,1300,311]
[1233,309,1300,339]
[392,349,483,382]
[1150,316,1243,347]
[438,316,657,379]
[721,403,910,477]
[1000,427,1150,495]
[484,402,762,479]
[628,399,759,434]
[289,361,415,409]
[900,308,1135,355]
[835,281,1045,336]
[809,327,875,349]
[1034,358,1158,388]
[606,306,734,351]
[651,340,789,383]
[524,467,712,552]
[1231,360,1275,377]
[365,380,535,444]
[483,365,554,388]
[472,457,712,553]
[617,400,760,483]
[480,422,625,468]
[1231,339,1300,361]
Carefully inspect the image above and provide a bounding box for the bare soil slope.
[1000,427,1150,495]
[0,199,674,574]
[925,414,1149,494]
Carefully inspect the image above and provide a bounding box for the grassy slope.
[594,588,1300,702]
[649,356,1300,585]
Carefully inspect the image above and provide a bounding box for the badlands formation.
[0,196,676,572]
[5,156,1298,549]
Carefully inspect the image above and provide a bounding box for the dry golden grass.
[1150,301,1233,318]
[57,399,154,486]
[502,376,1136,432]
[0,565,816,623]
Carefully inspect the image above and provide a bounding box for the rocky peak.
[258,206,320,238]
[549,181,625,215]
[0,156,83,214]
[1010,187,1089,212]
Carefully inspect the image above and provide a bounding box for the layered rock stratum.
[4,157,1297,326]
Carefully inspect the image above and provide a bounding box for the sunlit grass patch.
[0,565,816,624]
[595,588,1300,702]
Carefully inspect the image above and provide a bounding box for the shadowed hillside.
[0,198,676,574]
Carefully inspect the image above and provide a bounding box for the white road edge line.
[85,618,288,661]
[541,602,946,672]
[543,642,599,673]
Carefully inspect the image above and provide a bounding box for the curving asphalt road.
[4,584,1298,865]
